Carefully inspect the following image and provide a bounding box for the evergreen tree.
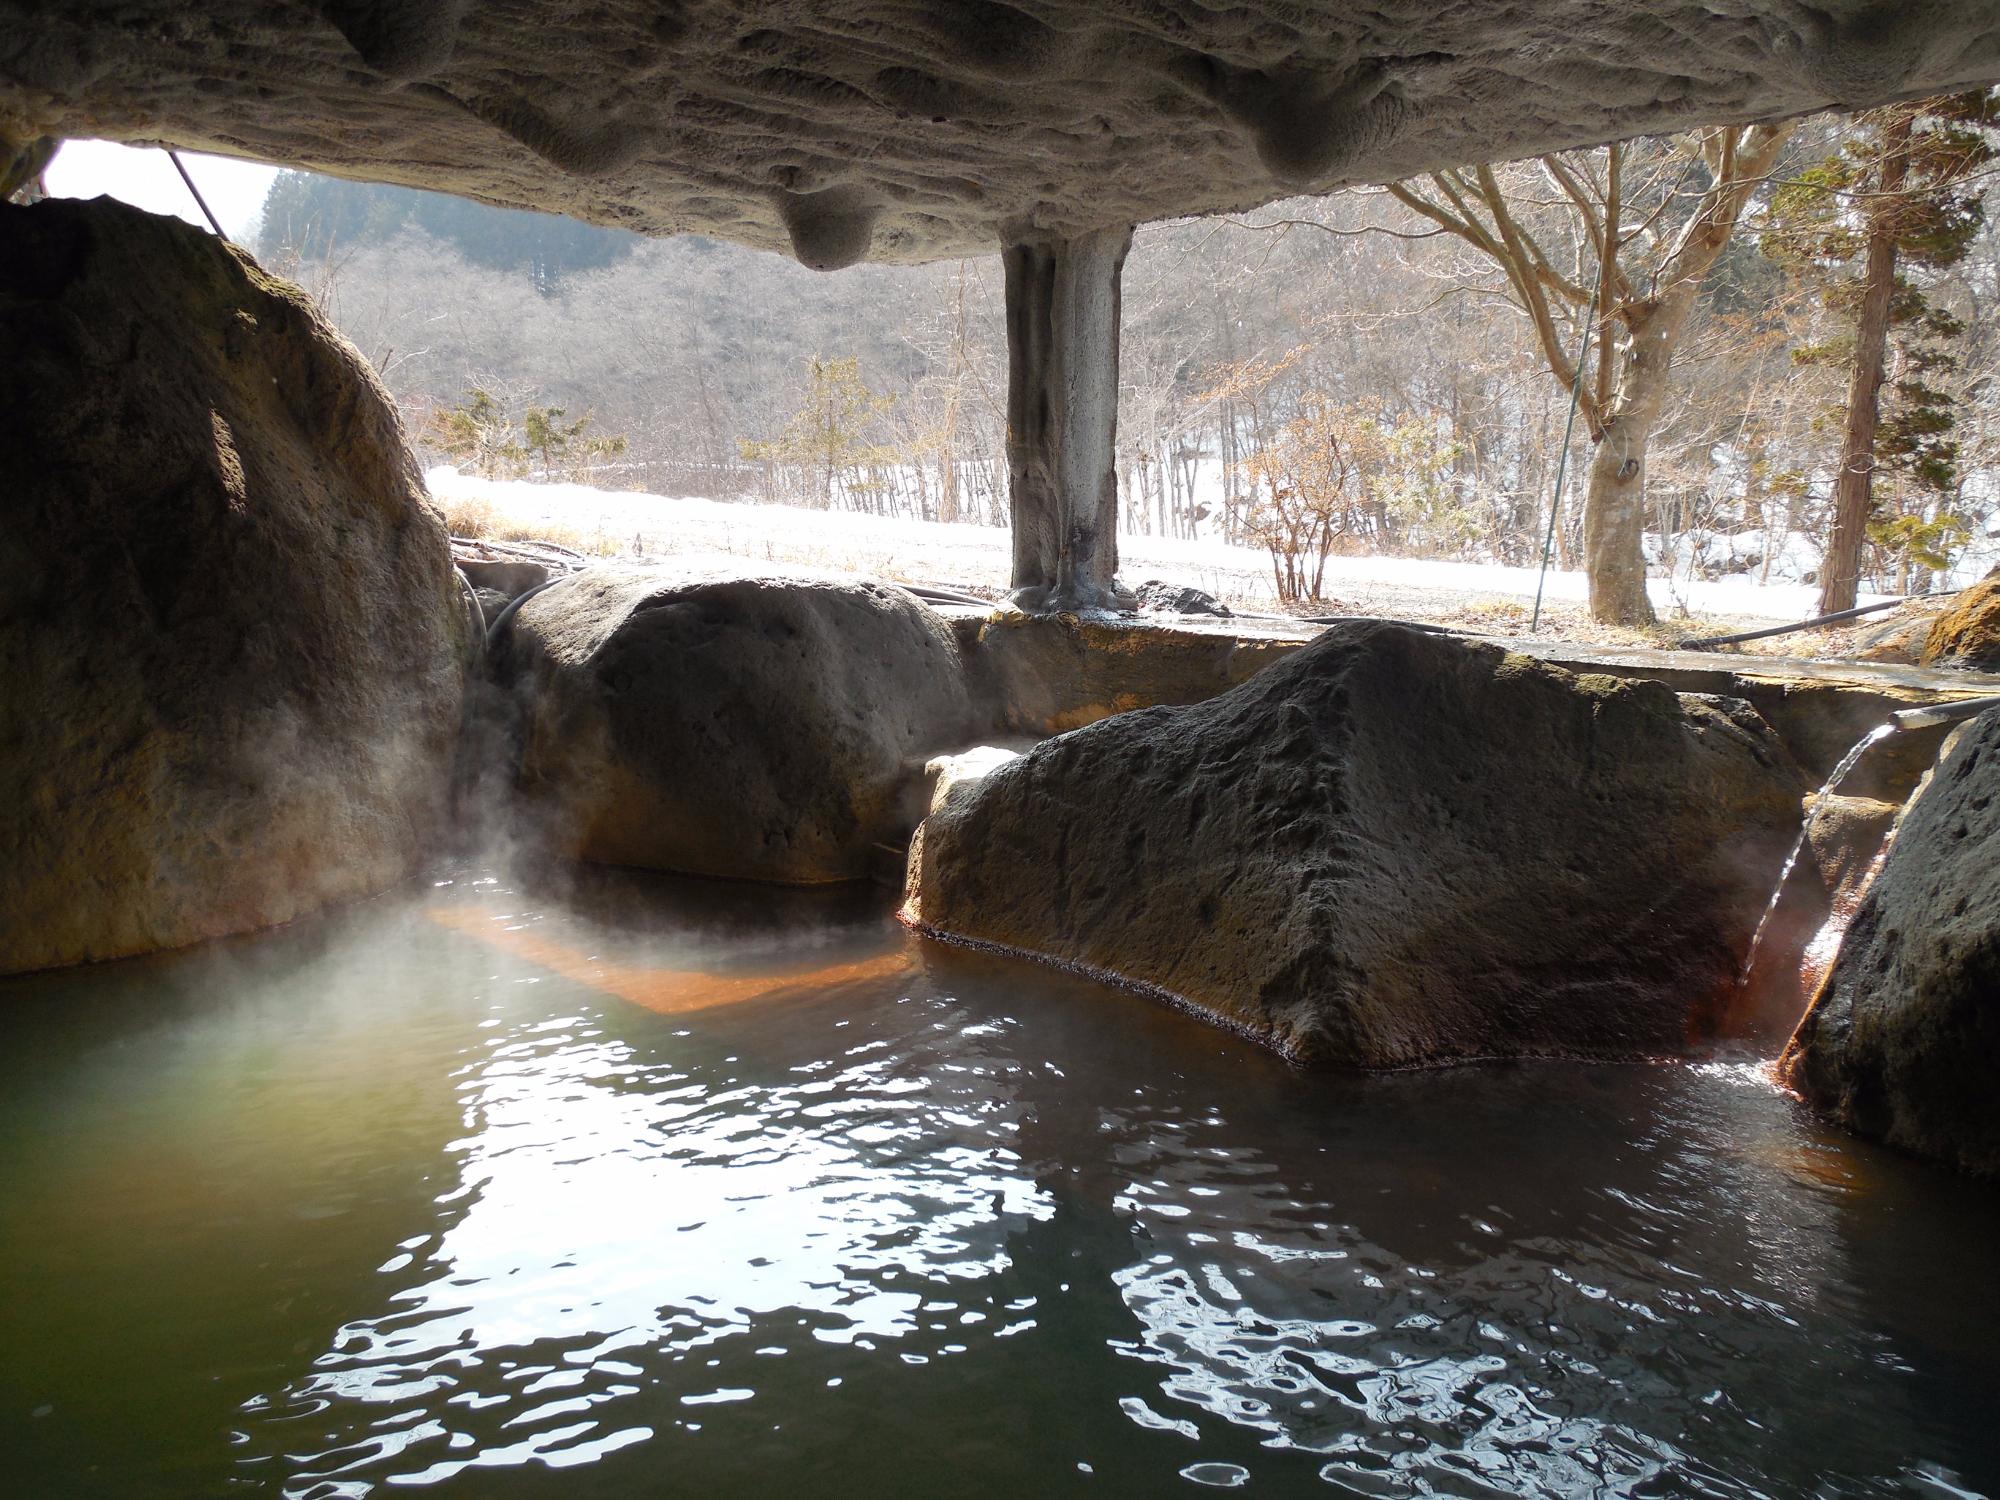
[522,405,628,480]
[740,358,895,507]
[1765,91,1999,609]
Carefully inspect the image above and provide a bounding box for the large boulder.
[0,198,472,975]
[904,621,1805,1067]
[1780,709,2000,1178]
[499,567,974,882]
[1922,570,2000,672]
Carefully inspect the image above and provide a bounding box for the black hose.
[484,577,565,650]
[1676,591,1958,651]
[167,149,227,240]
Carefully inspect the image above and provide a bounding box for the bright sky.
[41,139,280,241]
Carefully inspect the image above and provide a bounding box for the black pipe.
[167,150,227,240]
[1676,592,1956,651]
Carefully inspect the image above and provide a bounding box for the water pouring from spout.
[1740,693,2000,1011]
[1738,722,1896,997]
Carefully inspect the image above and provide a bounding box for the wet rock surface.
[499,566,973,882]
[1924,572,2000,672]
[5,4,1999,264]
[1855,595,1954,664]
[1781,709,2000,1180]
[0,198,470,975]
[905,621,1806,1067]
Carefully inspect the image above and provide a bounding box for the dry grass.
[434,491,623,559]
[436,493,496,538]
[1424,598,1691,652]
[491,518,607,554]
[1263,591,1686,651]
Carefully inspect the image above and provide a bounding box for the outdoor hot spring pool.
[3,867,1996,1499]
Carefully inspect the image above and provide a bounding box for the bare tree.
[1386,123,1796,623]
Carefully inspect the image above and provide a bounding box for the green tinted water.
[2,867,1995,1498]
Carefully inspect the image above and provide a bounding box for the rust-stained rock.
[1854,595,1953,665]
[955,610,1301,735]
[1923,572,2000,672]
[905,621,1806,1067]
[0,197,471,975]
[1780,708,2000,1179]
[4,3,1999,265]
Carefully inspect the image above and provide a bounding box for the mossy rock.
[1923,571,2000,671]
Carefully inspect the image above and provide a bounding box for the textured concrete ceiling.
[3,2,1999,267]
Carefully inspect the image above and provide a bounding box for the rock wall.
[1780,709,2000,1179]
[905,621,1806,1067]
[0,198,471,975]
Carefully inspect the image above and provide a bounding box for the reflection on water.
[1,866,1996,1499]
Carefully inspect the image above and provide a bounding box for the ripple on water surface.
[0,866,1995,1499]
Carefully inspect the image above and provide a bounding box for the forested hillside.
[257,98,2000,606]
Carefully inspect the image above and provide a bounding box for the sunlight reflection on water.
[242,963,1057,1492]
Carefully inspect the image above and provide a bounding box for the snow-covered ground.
[430,467,1917,625]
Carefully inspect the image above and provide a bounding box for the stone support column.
[1001,224,1133,611]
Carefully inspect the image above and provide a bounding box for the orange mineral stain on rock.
[424,905,911,1014]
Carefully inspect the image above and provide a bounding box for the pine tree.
[1765,91,1999,610]
[428,389,524,479]
[522,406,628,480]
[740,357,894,507]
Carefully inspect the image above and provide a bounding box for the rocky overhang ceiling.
[3,1,1999,266]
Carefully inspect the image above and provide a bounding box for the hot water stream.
[1736,722,1896,999]
[1738,694,2000,1026]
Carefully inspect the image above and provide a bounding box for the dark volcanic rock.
[0,198,472,975]
[1780,709,2000,1179]
[501,567,974,883]
[1134,579,1231,617]
[905,621,1805,1067]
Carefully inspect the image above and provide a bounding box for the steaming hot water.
[3,865,1997,1498]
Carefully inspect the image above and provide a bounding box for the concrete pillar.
[1002,224,1133,611]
